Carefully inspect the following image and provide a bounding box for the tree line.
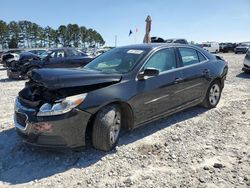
[0,20,105,49]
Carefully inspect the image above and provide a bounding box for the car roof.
[118,43,194,50]
[118,43,214,60]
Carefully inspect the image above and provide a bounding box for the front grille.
[15,112,28,128]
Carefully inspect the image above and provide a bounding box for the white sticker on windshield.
[127,50,144,54]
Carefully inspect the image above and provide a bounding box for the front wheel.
[92,105,122,151]
[201,80,222,109]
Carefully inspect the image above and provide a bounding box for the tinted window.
[144,48,176,72]
[50,50,65,58]
[197,51,207,62]
[67,49,84,57]
[179,48,199,66]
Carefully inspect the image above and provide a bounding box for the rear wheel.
[92,105,122,151]
[201,80,222,109]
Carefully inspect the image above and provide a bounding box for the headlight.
[37,93,87,116]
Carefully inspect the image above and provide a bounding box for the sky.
[0,0,250,46]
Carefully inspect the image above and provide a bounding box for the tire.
[92,105,122,151]
[201,80,222,109]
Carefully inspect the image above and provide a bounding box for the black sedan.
[14,44,228,151]
[235,43,250,54]
[7,48,94,79]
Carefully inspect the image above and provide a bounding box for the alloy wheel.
[110,111,121,144]
[209,84,220,106]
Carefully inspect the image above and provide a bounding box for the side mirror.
[138,68,159,80]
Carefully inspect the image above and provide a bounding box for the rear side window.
[179,48,207,66]
[197,51,207,62]
[144,48,176,72]
[179,48,199,66]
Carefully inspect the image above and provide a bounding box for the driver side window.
[144,48,177,73]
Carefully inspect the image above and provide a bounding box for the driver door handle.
[174,77,183,84]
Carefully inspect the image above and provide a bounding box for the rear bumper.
[14,97,92,149]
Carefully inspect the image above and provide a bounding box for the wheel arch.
[85,100,134,144]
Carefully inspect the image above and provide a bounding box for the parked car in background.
[14,43,228,151]
[7,48,94,79]
[7,52,41,79]
[151,37,165,43]
[202,42,220,53]
[165,38,188,44]
[94,48,111,56]
[1,49,24,67]
[242,49,250,72]
[219,43,237,53]
[235,42,250,54]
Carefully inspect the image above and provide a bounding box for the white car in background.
[242,49,250,72]
[202,42,220,53]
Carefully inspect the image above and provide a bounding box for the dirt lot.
[0,53,249,188]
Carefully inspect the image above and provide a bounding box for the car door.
[131,47,183,125]
[44,49,66,68]
[176,47,211,106]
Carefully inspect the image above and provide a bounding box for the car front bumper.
[14,97,92,149]
[235,48,249,54]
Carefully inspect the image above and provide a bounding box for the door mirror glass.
[138,68,159,80]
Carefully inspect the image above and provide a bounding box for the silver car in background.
[242,49,250,72]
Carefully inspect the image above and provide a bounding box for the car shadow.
[0,67,7,71]
[0,78,23,83]
[236,72,250,79]
[0,106,207,184]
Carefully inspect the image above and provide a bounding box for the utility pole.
[115,35,117,47]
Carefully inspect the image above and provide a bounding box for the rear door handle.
[174,77,183,84]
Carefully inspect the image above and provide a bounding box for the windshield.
[84,48,148,74]
[41,51,51,58]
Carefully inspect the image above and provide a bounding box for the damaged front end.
[14,68,122,148]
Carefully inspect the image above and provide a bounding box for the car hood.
[236,45,249,49]
[30,68,122,90]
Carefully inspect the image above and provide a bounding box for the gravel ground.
[0,53,249,188]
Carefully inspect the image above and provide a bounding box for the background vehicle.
[14,44,228,151]
[151,36,165,43]
[219,43,237,53]
[7,52,41,79]
[1,49,23,67]
[7,48,94,79]
[235,42,250,54]
[242,49,250,72]
[165,38,188,44]
[202,42,220,53]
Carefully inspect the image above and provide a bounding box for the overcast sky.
[1,0,250,46]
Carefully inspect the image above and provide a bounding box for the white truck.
[202,42,220,53]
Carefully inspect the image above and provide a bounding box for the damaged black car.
[14,44,228,151]
[8,48,94,79]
